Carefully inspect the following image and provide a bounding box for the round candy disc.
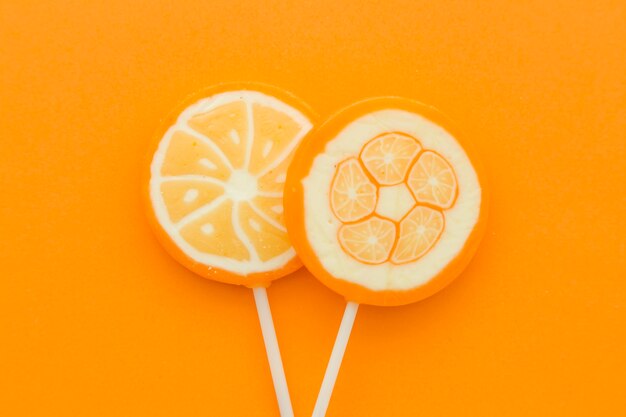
[146,84,315,287]
[284,98,488,306]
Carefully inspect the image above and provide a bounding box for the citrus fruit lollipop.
[145,83,314,417]
[284,97,488,416]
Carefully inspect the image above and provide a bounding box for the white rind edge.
[149,90,312,276]
[302,109,482,291]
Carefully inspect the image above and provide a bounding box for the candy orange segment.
[407,150,458,209]
[251,195,285,225]
[391,206,444,264]
[160,131,231,181]
[187,101,249,169]
[159,179,224,223]
[330,158,377,223]
[179,199,249,261]
[360,132,422,185]
[249,103,304,175]
[338,217,396,264]
[239,202,292,262]
[257,153,292,194]
[284,98,487,306]
[148,86,313,286]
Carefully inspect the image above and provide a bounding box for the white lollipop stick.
[312,301,359,417]
[252,287,294,417]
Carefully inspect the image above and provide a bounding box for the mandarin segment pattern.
[331,133,458,265]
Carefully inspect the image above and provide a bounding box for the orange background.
[1,1,625,416]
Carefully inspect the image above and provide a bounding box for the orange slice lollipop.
[145,84,315,287]
[284,97,488,306]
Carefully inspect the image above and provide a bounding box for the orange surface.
[284,98,488,306]
[1,1,625,416]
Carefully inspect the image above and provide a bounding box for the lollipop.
[146,83,314,417]
[284,98,488,416]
